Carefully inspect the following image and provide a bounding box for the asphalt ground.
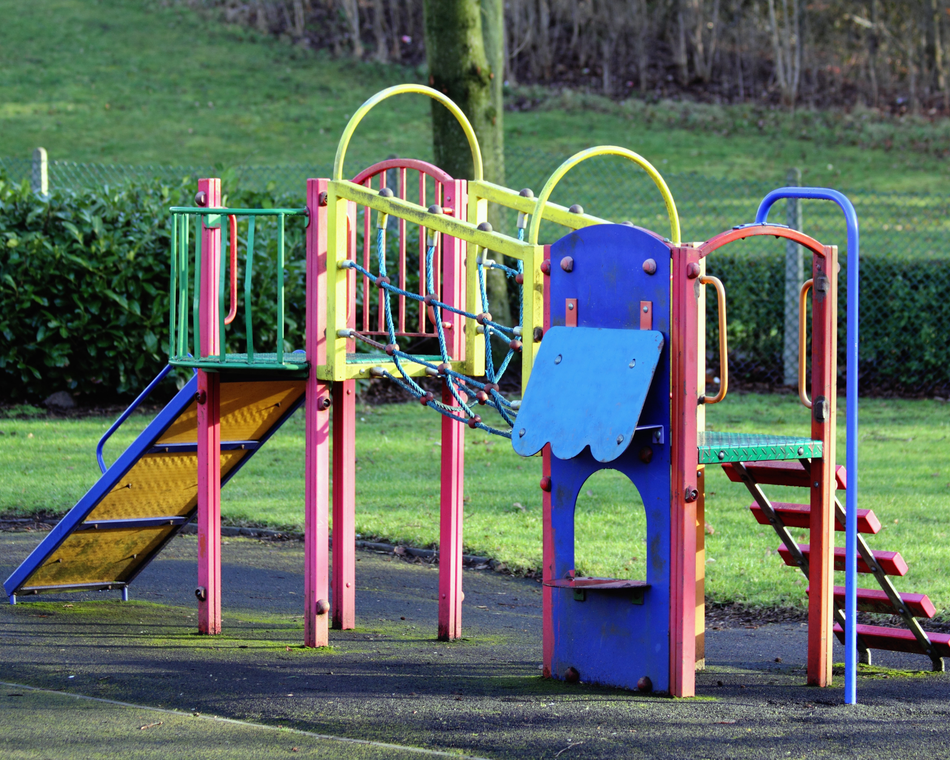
[3,531,950,759]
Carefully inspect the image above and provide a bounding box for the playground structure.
[6,84,950,706]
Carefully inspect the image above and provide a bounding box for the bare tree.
[340,0,364,57]
[767,0,804,107]
[686,0,722,83]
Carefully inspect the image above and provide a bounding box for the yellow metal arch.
[332,85,484,182]
[527,146,681,245]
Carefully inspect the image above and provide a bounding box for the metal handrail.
[96,364,173,474]
[755,186,861,706]
[798,278,814,409]
[225,214,238,325]
[168,206,306,369]
[699,275,728,404]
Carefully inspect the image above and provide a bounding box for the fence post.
[783,167,803,386]
[32,148,48,198]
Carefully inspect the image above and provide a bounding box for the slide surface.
[4,374,306,601]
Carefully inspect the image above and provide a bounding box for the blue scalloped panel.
[512,326,664,463]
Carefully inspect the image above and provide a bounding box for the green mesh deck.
[698,431,822,464]
[170,352,309,372]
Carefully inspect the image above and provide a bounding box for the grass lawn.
[2,0,950,193]
[3,394,949,617]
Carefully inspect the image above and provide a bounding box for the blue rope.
[366,223,515,436]
[344,260,516,337]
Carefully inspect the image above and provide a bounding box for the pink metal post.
[332,202,358,631]
[669,244,700,698]
[196,178,222,635]
[437,179,467,640]
[305,178,331,647]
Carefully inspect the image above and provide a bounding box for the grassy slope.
[3,396,949,615]
[1,0,949,193]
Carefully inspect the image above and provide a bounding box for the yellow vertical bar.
[465,191,487,378]
[326,185,350,381]
[521,243,544,394]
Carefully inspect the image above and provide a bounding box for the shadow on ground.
[3,532,950,759]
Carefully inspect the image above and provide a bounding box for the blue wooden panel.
[512,326,664,463]
[539,223,675,693]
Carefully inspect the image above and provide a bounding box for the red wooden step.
[807,586,936,618]
[777,544,909,576]
[723,461,847,490]
[750,502,881,534]
[833,623,950,657]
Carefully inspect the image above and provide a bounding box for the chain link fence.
[3,148,948,397]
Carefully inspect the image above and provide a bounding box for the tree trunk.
[292,0,308,39]
[931,0,947,109]
[423,0,511,332]
[867,0,880,107]
[341,0,364,58]
[255,0,271,33]
[372,0,389,61]
[688,0,721,84]
[673,1,690,84]
[635,0,650,92]
[767,0,802,108]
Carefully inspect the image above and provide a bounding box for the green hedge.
[0,177,307,403]
[3,176,949,403]
[706,252,950,395]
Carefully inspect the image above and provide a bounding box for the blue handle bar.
[756,187,860,706]
[96,364,174,474]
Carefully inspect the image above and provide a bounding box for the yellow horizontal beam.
[468,180,609,233]
[331,180,543,262]
[315,357,468,382]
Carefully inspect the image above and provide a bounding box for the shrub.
[0,177,307,403]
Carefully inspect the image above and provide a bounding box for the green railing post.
[277,212,285,365]
[245,215,256,363]
[178,214,190,359]
[170,214,178,361]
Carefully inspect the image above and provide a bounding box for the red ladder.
[723,459,945,672]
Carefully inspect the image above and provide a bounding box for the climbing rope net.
[339,194,530,439]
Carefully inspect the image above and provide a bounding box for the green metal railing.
[169,206,308,372]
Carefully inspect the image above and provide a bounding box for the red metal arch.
[698,224,828,259]
[351,157,453,186]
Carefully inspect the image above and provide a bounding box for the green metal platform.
[170,352,309,373]
[698,431,822,465]
[346,352,444,364]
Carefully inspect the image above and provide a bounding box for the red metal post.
[196,178,222,635]
[332,202,358,631]
[670,245,700,697]
[807,246,839,686]
[305,178,331,647]
[437,179,467,640]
